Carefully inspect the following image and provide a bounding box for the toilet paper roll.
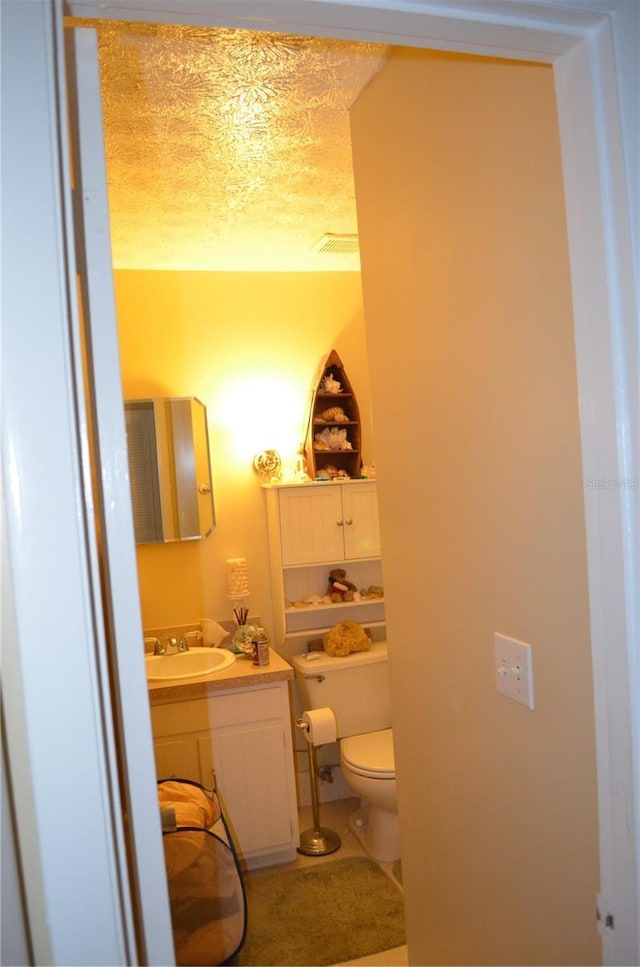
[301,707,337,746]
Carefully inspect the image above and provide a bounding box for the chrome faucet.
[147,635,189,656]
[144,636,162,655]
[164,636,189,655]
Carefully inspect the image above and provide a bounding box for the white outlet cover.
[494,633,535,709]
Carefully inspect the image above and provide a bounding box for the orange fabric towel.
[158,782,223,878]
[158,781,220,829]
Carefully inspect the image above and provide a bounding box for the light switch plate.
[494,633,535,709]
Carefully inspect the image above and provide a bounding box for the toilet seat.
[341,728,395,779]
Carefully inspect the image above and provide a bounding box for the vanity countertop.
[146,648,294,705]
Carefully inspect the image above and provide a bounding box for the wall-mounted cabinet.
[264,480,385,644]
[124,396,215,544]
[278,481,380,565]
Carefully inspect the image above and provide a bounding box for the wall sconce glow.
[218,375,304,465]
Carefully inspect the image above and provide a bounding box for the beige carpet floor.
[231,855,406,967]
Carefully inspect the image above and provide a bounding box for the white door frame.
[2,2,176,964]
[3,0,636,962]
[66,24,176,964]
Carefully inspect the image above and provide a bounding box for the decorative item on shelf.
[317,406,349,423]
[294,447,311,482]
[232,617,270,661]
[326,568,359,602]
[306,637,325,652]
[313,463,351,481]
[226,557,250,600]
[313,427,353,451]
[232,605,249,626]
[253,448,282,481]
[323,620,372,657]
[321,372,342,394]
[231,611,258,657]
[226,557,254,655]
[302,349,362,481]
[200,618,229,647]
[250,628,270,666]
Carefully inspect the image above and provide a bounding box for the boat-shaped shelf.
[304,349,362,480]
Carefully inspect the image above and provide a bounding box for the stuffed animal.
[326,568,358,603]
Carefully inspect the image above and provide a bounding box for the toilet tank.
[291,641,391,738]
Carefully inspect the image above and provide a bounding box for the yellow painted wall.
[351,51,599,964]
[114,270,371,634]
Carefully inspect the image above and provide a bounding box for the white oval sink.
[145,647,236,682]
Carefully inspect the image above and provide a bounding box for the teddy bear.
[326,568,358,603]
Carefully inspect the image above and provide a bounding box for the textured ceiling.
[90,21,387,272]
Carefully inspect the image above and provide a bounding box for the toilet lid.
[341,729,395,777]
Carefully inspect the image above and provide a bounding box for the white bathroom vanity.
[147,653,299,870]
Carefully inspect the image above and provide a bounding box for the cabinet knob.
[345,518,353,526]
[337,519,344,527]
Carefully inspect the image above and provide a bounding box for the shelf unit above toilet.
[263,480,386,647]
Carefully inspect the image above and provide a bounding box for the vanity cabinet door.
[153,734,201,784]
[207,683,299,866]
[210,723,295,855]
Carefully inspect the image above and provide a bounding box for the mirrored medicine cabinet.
[124,397,215,544]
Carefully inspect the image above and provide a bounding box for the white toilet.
[291,641,400,862]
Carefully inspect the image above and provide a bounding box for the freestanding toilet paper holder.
[296,718,341,856]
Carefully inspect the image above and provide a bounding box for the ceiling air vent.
[312,233,360,255]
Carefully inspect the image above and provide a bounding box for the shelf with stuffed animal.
[284,568,384,614]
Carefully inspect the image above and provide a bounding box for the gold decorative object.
[253,449,282,478]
